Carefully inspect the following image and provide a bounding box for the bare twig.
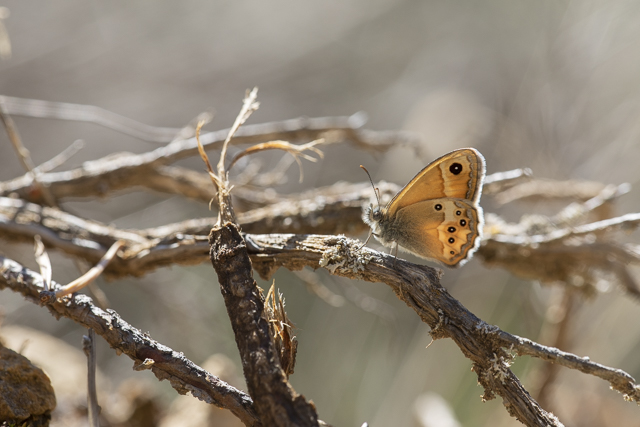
[495,330,640,402]
[0,7,11,60]
[532,289,578,410]
[485,213,640,246]
[228,139,325,183]
[33,235,51,292]
[553,183,630,225]
[219,87,260,179]
[0,100,57,206]
[494,179,610,205]
[0,130,638,426]
[33,139,85,174]
[482,168,533,195]
[292,270,346,308]
[0,96,418,153]
[82,329,100,427]
[480,212,640,299]
[171,110,215,143]
[0,95,181,143]
[39,240,125,302]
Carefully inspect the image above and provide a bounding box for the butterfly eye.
[448,237,455,244]
[448,226,456,233]
[449,163,463,175]
[435,204,443,211]
[372,208,383,221]
[460,219,467,227]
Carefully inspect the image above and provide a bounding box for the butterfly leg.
[391,243,398,267]
[358,230,374,250]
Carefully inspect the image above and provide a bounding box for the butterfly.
[362,148,485,267]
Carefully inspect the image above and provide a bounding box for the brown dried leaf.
[264,281,297,377]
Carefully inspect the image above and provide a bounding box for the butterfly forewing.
[386,148,485,218]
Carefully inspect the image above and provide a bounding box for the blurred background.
[1,1,640,426]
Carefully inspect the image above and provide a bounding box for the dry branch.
[198,90,320,426]
[3,227,639,425]
[0,255,261,427]
[0,113,419,204]
[2,170,640,299]
[243,234,638,424]
[1,99,639,425]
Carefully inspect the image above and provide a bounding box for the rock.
[0,344,56,425]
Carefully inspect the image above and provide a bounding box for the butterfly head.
[360,165,384,228]
[362,203,383,228]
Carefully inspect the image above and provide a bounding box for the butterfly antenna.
[360,165,381,207]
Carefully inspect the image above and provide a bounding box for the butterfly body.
[362,148,485,267]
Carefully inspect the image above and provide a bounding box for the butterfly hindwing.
[388,198,482,266]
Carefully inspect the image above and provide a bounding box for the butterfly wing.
[385,148,485,218]
[390,198,482,266]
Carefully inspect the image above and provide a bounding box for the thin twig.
[0,100,57,206]
[0,7,12,60]
[195,121,221,189]
[228,139,325,183]
[482,168,533,195]
[494,179,610,205]
[82,329,100,427]
[0,95,181,143]
[33,235,51,292]
[33,139,85,174]
[533,289,578,410]
[219,87,260,180]
[40,240,125,302]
